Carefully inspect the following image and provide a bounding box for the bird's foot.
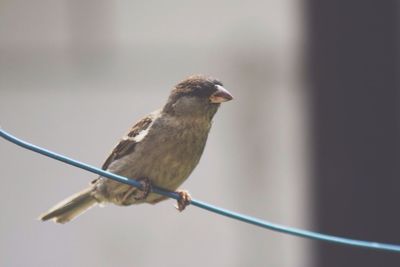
[120,187,137,205]
[134,177,152,200]
[175,190,191,212]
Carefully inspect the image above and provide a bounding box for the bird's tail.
[39,187,98,224]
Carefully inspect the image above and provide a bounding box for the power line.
[1,127,400,253]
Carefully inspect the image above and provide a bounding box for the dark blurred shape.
[307,0,400,266]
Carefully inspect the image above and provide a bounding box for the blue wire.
[1,127,400,253]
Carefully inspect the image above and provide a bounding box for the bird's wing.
[101,113,156,171]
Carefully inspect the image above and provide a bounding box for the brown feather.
[101,116,153,170]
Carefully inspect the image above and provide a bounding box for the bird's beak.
[209,85,233,103]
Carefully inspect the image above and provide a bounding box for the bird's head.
[163,75,233,119]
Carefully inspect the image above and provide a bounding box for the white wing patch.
[132,127,150,142]
[122,110,160,143]
[121,136,135,141]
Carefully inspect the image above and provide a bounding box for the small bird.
[39,75,233,223]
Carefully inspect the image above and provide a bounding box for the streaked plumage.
[39,75,233,223]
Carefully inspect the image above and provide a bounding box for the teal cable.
[1,127,400,253]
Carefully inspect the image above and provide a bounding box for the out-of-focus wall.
[0,1,311,266]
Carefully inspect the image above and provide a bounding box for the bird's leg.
[120,187,137,205]
[175,190,192,212]
[134,177,153,200]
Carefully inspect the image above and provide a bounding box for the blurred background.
[0,1,398,266]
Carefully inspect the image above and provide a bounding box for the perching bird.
[39,75,233,223]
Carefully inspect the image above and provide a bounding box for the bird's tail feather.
[39,187,98,224]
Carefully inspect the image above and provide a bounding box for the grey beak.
[210,85,233,103]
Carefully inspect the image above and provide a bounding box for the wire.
[1,127,400,253]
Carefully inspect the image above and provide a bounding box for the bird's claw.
[134,177,152,200]
[175,190,191,212]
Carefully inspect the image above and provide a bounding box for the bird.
[39,75,233,223]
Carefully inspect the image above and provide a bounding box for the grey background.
[0,1,311,267]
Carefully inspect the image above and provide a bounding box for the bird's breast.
[118,116,211,191]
